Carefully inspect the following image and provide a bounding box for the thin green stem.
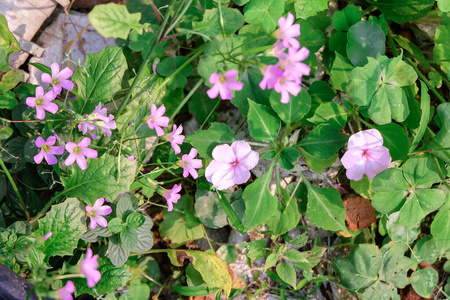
[30,192,63,223]
[169,79,204,120]
[387,29,399,57]
[0,157,30,221]
[201,224,214,250]
[54,274,85,280]
[165,0,192,35]
[284,176,302,210]
[200,99,221,129]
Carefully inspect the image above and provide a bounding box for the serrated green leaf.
[126,213,145,229]
[269,89,311,126]
[247,100,280,143]
[71,47,127,114]
[61,154,137,206]
[108,235,130,267]
[243,0,286,33]
[108,218,126,234]
[276,263,296,288]
[346,21,386,67]
[88,3,142,39]
[287,246,325,270]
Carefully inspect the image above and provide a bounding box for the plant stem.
[200,98,221,129]
[30,192,63,223]
[169,79,203,120]
[387,29,399,57]
[0,157,30,221]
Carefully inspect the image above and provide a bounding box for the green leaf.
[134,215,154,253]
[269,89,311,126]
[188,93,218,124]
[29,63,51,75]
[411,268,439,298]
[372,168,409,214]
[116,192,139,218]
[346,21,386,67]
[413,236,439,264]
[333,5,361,32]
[192,8,245,40]
[379,242,415,288]
[120,227,138,251]
[185,123,237,159]
[108,218,126,234]
[294,0,328,20]
[243,164,277,230]
[298,125,348,160]
[330,52,353,92]
[216,245,238,264]
[309,81,336,103]
[195,189,228,229]
[243,239,266,260]
[298,19,326,54]
[429,103,450,163]
[217,190,245,234]
[438,0,450,12]
[350,175,374,199]
[386,211,420,244]
[108,235,130,267]
[0,14,20,72]
[247,100,280,143]
[393,35,429,69]
[287,245,325,270]
[0,91,18,109]
[301,150,337,173]
[0,70,23,94]
[402,155,443,189]
[434,24,450,74]
[126,283,150,299]
[156,56,193,90]
[33,198,85,257]
[126,213,146,229]
[430,195,450,255]
[362,281,400,300]
[61,154,137,206]
[306,185,347,232]
[0,126,13,140]
[374,123,409,161]
[71,47,127,114]
[307,102,347,130]
[172,286,218,297]
[332,244,382,292]
[88,3,142,39]
[276,263,296,288]
[279,148,300,170]
[243,0,286,33]
[128,29,165,60]
[366,0,435,24]
[266,190,301,235]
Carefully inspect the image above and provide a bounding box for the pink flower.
[280,47,310,83]
[260,64,283,90]
[128,155,136,161]
[43,232,53,241]
[205,140,259,190]
[164,184,182,211]
[168,124,185,154]
[26,86,58,120]
[64,137,98,170]
[206,70,244,100]
[41,63,74,94]
[80,248,101,288]
[180,148,203,179]
[57,280,75,300]
[85,197,112,229]
[341,129,392,181]
[78,103,116,140]
[274,76,301,104]
[34,136,64,165]
[147,104,170,136]
[276,12,300,49]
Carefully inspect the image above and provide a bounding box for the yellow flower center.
[73,146,82,154]
[35,97,44,106]
[41,144,50,151]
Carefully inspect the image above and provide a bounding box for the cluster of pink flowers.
[260,13,310,103]
[78,103,116,140]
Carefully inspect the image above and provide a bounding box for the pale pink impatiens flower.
[34,136,64,165]
[341,129,391,181]
[26,86,58,120]
[205,140,259,190]
[168,124,185,154]
[206,70,244,100]
[57,280,75,300]
[64,137,98,170]
[85,197,112,229]
[164,184,182,211]
[80,248,101,288]
[180,148,202,179]
[276,12,301,50]
[147,104,170,136]
[41,62,74,94]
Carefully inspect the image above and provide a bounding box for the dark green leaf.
[298,125,348,160]
[346,21,386,67]
[243,0,286,33]
[366,0,434,24]
[247,100,280,143]
[108,235,130,267]
[279,148,300,170]
[330,52,353,92]
[192,8,245,40]
[333,5,361,32]
[172,286,218,296]
[195,190,228,229]
[120,227,138,251]
[307,102,347,130]
[126,212,145,229]
[270,89,311,126]
[374,123,409,161]
[276,263,296,288]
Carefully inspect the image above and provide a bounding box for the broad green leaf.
[294,0,328,20]
[192,8,245,40]
[266,190,300,235]
[243,0,286,33]
[126,283,150,299]
[301,150,338,173]
[402,155,443,189]
[298,19,326,54]
[287,246,325,270]
[269,89,311,126]
[108,218,126,234]
[429,103,450,163]
[88,3,142,39]
[133,215,154,253]
[434,24,450,74]
[33,198,85,258]
[232,72,271,114]
[330,52,353,92]
[366,0,435,24]
[156,56,193,90]
[393,35,429,69]
[108,235,130,267]
[430,195,450,255]
[74,257,132,296]
[438,0,450,12]
[71,47,127,114]
[307,102,347,130]
[216,245,238,264]
[195,189,228,229]
[172,286,218,297]
[279,148,300,170]
[362,281,400,300]
[0,90,18,109]
[0,126,13,140]
[374,123,409,161]
[333,5,361,32]
[379,242,415,288]
[128,29,165,60]
[309,81,336,103]
[350,175,374,199]
[386,211,420,244]
[61,154,137,206]
[247,100,280,143]
[276,263,296,288]
[306,185,347,232]
[372,168,409,214]
[126,212,145,229]
[185,123,237,159]
[243,164,277,230]
[329,31,348,57]
[0,70,23,94]
[346,21,386,67]
[333,244,382,293]
[159,195,203,247]
[411,268,439,298]
[120,227,138,251]
[0,14,20,72]
[116,192,139,218]
[413,236,439,264]
[298,125,348,160]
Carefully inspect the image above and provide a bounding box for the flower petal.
[212,144,235,163]
[348,129,383,150]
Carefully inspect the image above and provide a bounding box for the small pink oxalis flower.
[26,87,58,120]
[168,124,185,154]
[80,248,101,288]
[34,135,64,165]
[341,129,391,181]
[65,137,98,170]
[147,104,170,136]
[180,148,202,179]
[205,140,259,190]
[78,103,116,140]
[41,62,74,94]
[86,197,112,229]
[207,70,244,100]
[164,184,182,211]
[57,280,75,300]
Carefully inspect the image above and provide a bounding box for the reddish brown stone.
[343,195,376,230]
